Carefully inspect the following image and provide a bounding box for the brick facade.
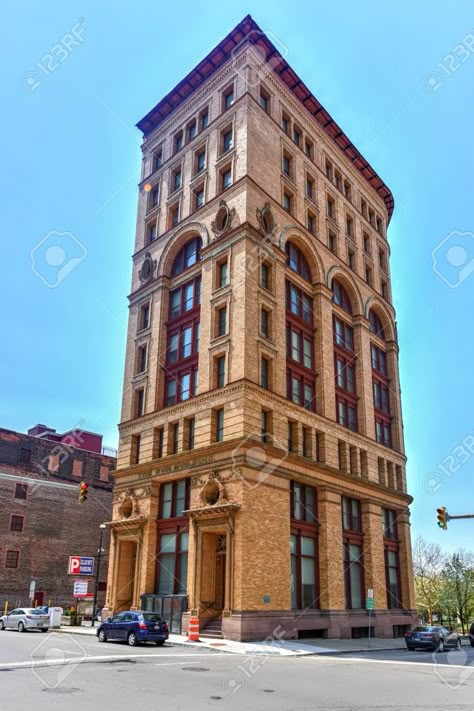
[106,16,415,640]
[0,428,115,608]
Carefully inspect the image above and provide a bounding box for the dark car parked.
[469,622,474,647]
[405,625,462,652]
[97,611,169,647]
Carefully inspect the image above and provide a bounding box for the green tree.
[442,550,474,634]
[413,537,444,624]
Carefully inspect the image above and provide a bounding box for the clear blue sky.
[2,2,473,549]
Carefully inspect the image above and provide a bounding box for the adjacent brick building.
[105,15,415,640]
[0,425,115,608]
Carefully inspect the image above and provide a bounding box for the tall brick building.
[0,425,115,608]
[106,15,415,640]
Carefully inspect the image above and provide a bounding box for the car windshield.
[140,613,163,622]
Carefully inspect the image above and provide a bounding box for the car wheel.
[127,632,138,647]
[41,629,48,633]
[155,640,165,647]
[436,639,445,653]
[406,646,415,651]
[98,630,107,643]
[470,640,474,648]
[18,622,26,633]
[0,621,4,630]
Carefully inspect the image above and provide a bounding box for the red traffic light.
[78,481,88,504]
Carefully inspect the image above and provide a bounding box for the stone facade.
[0,427,115,608]
[106,16,415,640]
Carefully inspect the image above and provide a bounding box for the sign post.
[29,580,36,602]
[366,588,374,648]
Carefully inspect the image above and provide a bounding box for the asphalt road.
[0,631,473,711]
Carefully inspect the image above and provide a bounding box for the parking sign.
[68,556,94,575]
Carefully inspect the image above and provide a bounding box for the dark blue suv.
[97,611,169,647]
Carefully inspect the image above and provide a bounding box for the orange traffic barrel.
[188,616,200,642]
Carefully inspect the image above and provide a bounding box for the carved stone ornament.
[198,471,229,508]
[138,252,156,283]
[256,202,276,238]
[116,488,141,519]
[211,200,236,238]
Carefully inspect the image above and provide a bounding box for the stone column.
[361,501,386,616]
[317,488,344,617]
[397,508,416,611]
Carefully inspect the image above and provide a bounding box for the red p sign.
[68,556,81,575]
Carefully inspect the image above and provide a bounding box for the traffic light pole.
[446,514,474,520]
[91,524,106,628]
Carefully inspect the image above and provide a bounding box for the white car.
[0,608,49,632]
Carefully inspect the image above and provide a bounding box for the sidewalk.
[56,625,408,657]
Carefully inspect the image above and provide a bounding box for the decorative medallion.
[211,200,236,238]
[138,252,156,283]
[256,202,276,239]
[198,471,229,508]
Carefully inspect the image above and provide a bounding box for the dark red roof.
[137,15,394,220]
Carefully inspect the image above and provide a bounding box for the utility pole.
[91,524,106,627]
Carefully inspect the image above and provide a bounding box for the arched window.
[286,242,311,282]
[369,310,385,339]
[332,279,352,315]
[171,236,202,277]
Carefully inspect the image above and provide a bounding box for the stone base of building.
[183,609,417,642]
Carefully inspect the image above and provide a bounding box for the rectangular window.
[261,410,269,443]
[361,198,368,219]
[194,187,204,210]
[171,423,179,455]
[376,419,392,447]
[304,139,313,159]
[223,129,233,152]
[343,180,352,201]
[173,168,182,192]
[282,153,291,177]
[385,549,401,608]
[174,132,183,153]
[290,533,317,610]
[293,127,301,146]
[344,543,363,609]
[222,168,232,190]
[14,483,27,500]
[10,515,24,532]
[334,317,354,351]
[261,262,270,290]
[187,418,195,450]
[140,303,150,331]
[345,215,353,237]
[260,308,270,338]
[150,186,159,208]
[135,389,145,417]
[325,159,333,180]
[148,223,157,243]
[5,550,19,569]
[159,480,189,519]
[306,211,315,234]
[291,482,317,522]
[131,434,141,465]
[218,261,228,288]
[381,280,388,299]
[153,427,164,459]
[137,344,147,373]
[326,195,335,219]
[283,191,292,213]
[217,307,227,336]
[281,113,290,134]
[216,355,226,388]
[187,120,197,141]
[196,150,206,173]
[261,357,270,389]
[336,396,357,432]
[287,421,294,452]
[153,149,163,171]
[328,230,337,254]
[200,108,209,129]
[259,89,269,112]
[363,233,370,255]
[347,248,355,270]
[306,176,314,198]
[223,87,234,110]
[215,409,224,442]
[383,509,398,540]
[379,249,387,270]
[169,204,179,228]
[157,529,188,595]
[342,496,361,532]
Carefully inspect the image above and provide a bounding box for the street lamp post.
[91,524,106,628]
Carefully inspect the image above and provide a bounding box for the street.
[0,632,473,711]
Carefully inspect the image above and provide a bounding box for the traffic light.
[437,506,448,530]
[78,481,88,504]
